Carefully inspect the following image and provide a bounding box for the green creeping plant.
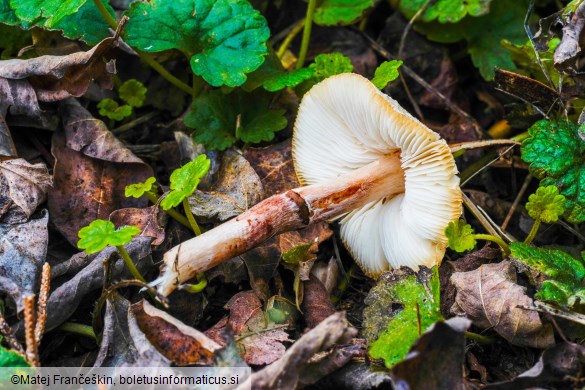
[445,219,510,256]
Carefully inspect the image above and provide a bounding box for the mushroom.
[153,73,462,296]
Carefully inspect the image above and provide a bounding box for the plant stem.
[277,18,306,59]
[92,0,195,96]
[183,198,202,236]
[57,322,96,341]
[524,220,541,245]
[179,273,207,293]
[115,245,146,283]
[296,0,317,69]
[144,192,192,229]
[464,331,494,344]
[474,234,511,256]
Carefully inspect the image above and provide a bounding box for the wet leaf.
[124,0,269,87]
[390,317,471,390]
[188,150,264,221]
[0,158,52,220]
[109,206,166,246]
[364,267,443,368]
[132,300,220,366]
[0,37,115,100]
[160,154,210,210]
[48,100,153,245]
[95,293,170,367]
[77,219,140,254]
[0,210,48,312]
[450,261,554,348]
[314,0,373,26]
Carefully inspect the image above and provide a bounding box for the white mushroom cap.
[292,73,462,276]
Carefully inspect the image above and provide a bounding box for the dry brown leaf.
[48,100,152,245]
[301,275,336,329]
[450,261,554,348]
[189,150,264,221]
[0,78,57,130]
[109,206,166,246]
[0,158,52,222]
[0,115,16,157]
[0,37,115,102]
[131,300,220,366]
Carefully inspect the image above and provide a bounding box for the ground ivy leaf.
[310,52,354,79]
[371,60,402,90]
[521,120,585,223]
[125,177,156,199]
[364,267,442,368]
[399,0,493,23]
[525,185,566,224]
[263,67,315,92]
[119,79,147,108]
[124,0,269,87]
[11,0,86,28]
[97,99,133,122]
[184,89,287,150]
[314,0,373,26]
[414,0,527,80]
[0,0,20,25]
[502,38,561,86]
[51,0,114,45]
[445,219,476,252]
[77,219,140,254]
[161,155,210,210]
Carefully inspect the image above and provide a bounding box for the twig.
[518,301,585,327]
[449,139,520,154]
[23,295,38,366]
[501,174,532,231]
[34,263,50,347]
[462,192,502,239]
[112,112,158,135]
[0,312,24,355]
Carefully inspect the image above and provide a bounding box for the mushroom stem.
[153,152,404,296]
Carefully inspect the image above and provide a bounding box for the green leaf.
[0,0,21,26]
[510,242,585,286]
[371,60,403,90]
[282,243,314,265]
[125,177,156,199]
[184,89,287,150]
[314,0,373,26]
[161,154,211,210]
[310,52,354,79]
[119,79,148,108]
[124,0,270,87]
[11,0,86,28]
[521,120,585,223]
[525,185,566,224]
[0,345,28,367]
[536,280,574,304]
[367,267,442,367]
[97,99,133,122]
[399,0,493,23]
[445,219,476,252]
[51,0,114,45]
[77,219,140,254]
[414,0,528,80]
[263,67,315,92]
[502,38,561,86]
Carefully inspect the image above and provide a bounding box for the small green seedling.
[77,219,145,283]
[119,79,147,108]
[178,273,207,294]
[160,154,211,235]
[524,185,566,244]
[125,177,157,200]
[445,219,510,256]
[97,98,132,122]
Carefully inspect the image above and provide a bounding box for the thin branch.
[501,174,532,231]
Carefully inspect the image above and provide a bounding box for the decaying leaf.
[0,37,115,101]
[0,210,48,312]
[554,1,585,74]
[48,100,153,245]
[0,77,56,130]
[0,158,52,222]
[206,291,291,366]
[301,275,336,329]
[390,317,472,390]
[109,206,166,246]
[94,293,170,367]
[450,261,554,348]
[131,300,220,366]
[0,114,16,156]
[43,237,153,331]
[189,150,264,221]
[238,312,356,389]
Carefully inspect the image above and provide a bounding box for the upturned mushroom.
[153,73,462,296]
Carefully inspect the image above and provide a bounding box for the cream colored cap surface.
[292,73,462,275]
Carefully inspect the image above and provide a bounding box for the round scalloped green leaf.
[445,219,476,252]
[314,0,373,26]
[10,0,86,28]
[161,155,210,210]
[525,185,566,224]
[52,0,114,45]
[125,177,156,199]
[77,219,140,254]
[521,120,585,223]
[124,0,269,87]
[371,60,402,90]
[119,79,148,108]
[399,0,492,23]
[97,99,133,122]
